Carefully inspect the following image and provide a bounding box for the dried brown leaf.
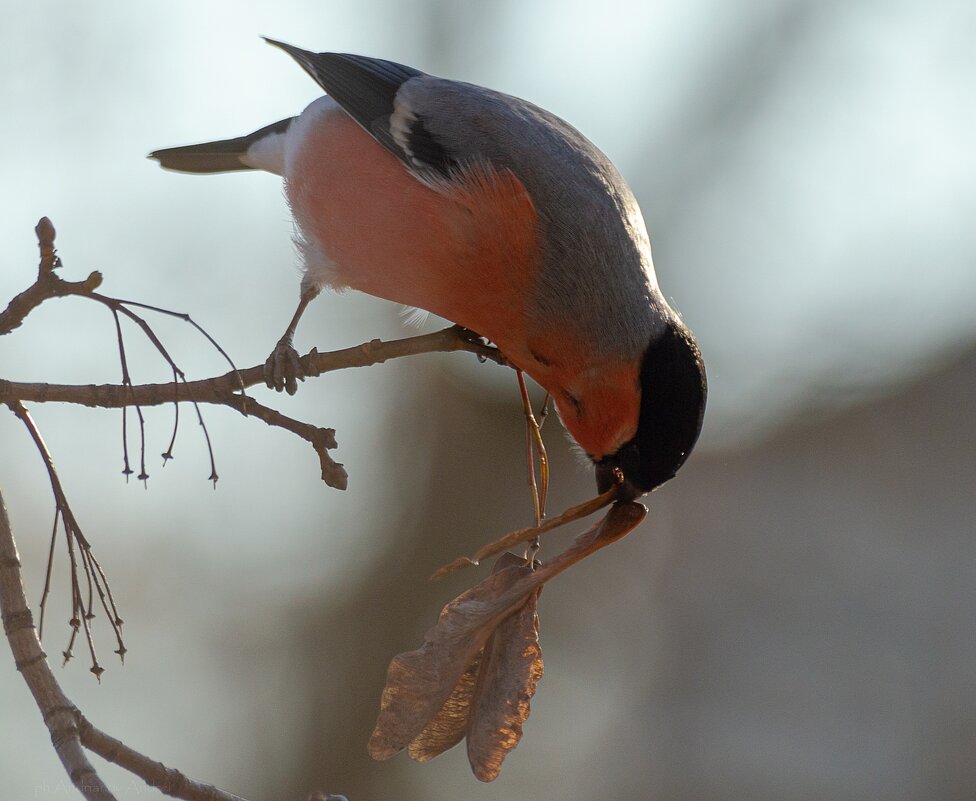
[466,585,543,782]
[406,654,481,762]
[407,554,528,762]
[369,502,647,767]
[368,556,535,760]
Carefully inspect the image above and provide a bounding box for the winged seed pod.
[464,575,543,781]
[369,502,646,779]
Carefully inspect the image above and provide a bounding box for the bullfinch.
[150,39,707,501]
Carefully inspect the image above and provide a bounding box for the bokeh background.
[2,2,975,799]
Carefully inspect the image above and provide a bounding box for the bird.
[150,39,706,501]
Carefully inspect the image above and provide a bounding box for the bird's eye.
[528,347,553,367]
[563,391,582,415]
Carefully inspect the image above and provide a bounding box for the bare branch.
[0,217,102,335]
[75,711,249,801]
[5,400,125,674]
[220,392,349,489]
[0,492,117,801]
[0,326,502,409]
[0,327,497,496]
[0,327,503,489]
[0,490,258,801]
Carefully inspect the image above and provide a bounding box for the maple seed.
[368,555,536,763]
[402,553,544,781]
[465,581,543,781]
[369,502,647,780]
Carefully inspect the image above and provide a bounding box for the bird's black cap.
[595,321,706,500]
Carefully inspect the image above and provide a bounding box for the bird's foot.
[452,325,508,366]
[452,324,486,346]
[264,337,305,395]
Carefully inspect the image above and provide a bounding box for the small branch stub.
[0,218,103,336]
[36,216,58,271]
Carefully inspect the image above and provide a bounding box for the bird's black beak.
[595,441,644,502]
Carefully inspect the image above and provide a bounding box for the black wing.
[264,38,456,178]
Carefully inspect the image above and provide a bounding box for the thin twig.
[113,297,242,384]
[221,393,348,490]
[5,400,124,675]
[92,294,222,484]
[38,510,58,641]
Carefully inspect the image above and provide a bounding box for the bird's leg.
[264,286,320,395]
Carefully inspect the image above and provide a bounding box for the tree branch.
[0,326,503,409]
[5,400,126,675]
[0,217,102,336]
[220,392,348,489]
[0,492,117,801]
[1,326,503,491]
[75,711,250,801]
[0,490,264,801]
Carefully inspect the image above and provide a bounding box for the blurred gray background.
[1,2,974,800]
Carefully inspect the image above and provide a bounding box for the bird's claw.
[264,339,305,395]
[452,324,486,346]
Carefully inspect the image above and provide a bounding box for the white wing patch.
[389,94,419,165]
[387,83,465,192]
[388,91,451,187]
